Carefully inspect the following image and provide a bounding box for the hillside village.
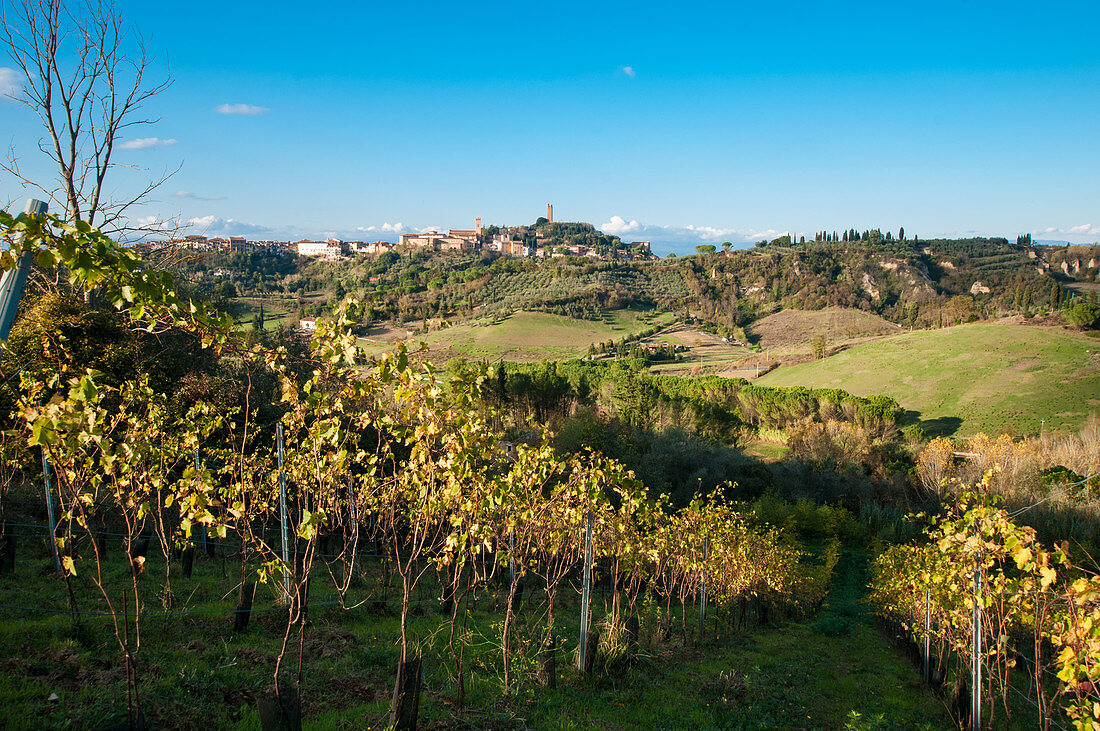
[160,206,655,263]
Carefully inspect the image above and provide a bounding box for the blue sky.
[2,0,1099,254]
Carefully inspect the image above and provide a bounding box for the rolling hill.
[357,307,676,363]
[747,307,902,348]
[757,321,1099,437]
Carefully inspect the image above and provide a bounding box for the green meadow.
[0,536,951,730]
[360,308,677,363]
[759,321,1099,437]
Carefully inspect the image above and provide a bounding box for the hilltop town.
[159,205,654,263]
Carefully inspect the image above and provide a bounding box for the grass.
[758,320,1099,438]
[748,308,902,349]
[359,307,677,363]
[230,296,300,331]
[643,325,753,378]
[523,548,951,730]
[741,440,790,461]
[650,309,903,381]
[0,527,954,730]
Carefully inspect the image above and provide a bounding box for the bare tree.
[1,0,175,236]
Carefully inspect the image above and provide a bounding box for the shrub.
[1065,301,1100,329]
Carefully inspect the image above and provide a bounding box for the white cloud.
[1068,224,1100,235]
[0,67,21,100]
[173,190,224,201]
[601,215,643,236]
[186,215,272,236]
[215,103,269,116]
[118,137,178,150]
[356,222,406,234]
[621,66,636,78]
[598,215,788,254]
[134,215,179,232]
[1035,224,1100,240]
[684,224,785,242]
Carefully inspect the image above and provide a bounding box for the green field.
[230,296,300,331]
[360,307,677,363]
[758,321,1100,437]
[0,531,952,730]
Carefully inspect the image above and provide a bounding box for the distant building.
[447,217,479,238]
[296,239,345,259]
[448,229,479,242]
[299,317,317,331]
[438,236,476,252]
[346,241,393,255]
[398,231,446,249]
[488,235,530,257]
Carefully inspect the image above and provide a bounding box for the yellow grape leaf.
[61,555,77,576]
[1014,547,1033,570]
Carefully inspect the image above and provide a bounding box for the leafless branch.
[1,0,174,235]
